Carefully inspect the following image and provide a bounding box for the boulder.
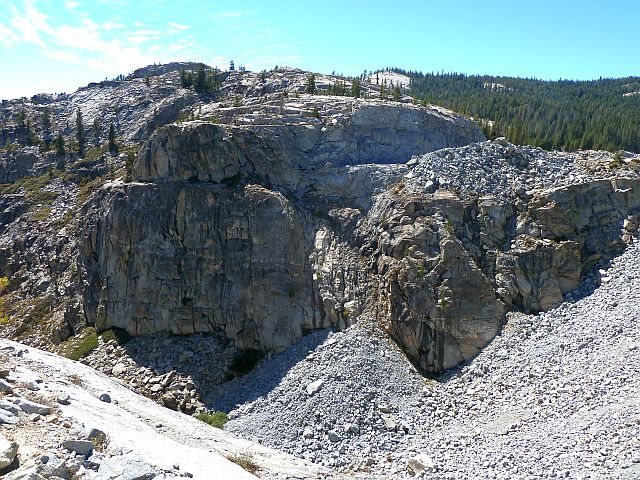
[0,437,18,469]
[0,409,18,425]
[12,398,51,415]
[96,454,157,480]
[0,379,13,393]
[62,439,94,457]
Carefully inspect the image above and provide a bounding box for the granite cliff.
[1,64,640,378]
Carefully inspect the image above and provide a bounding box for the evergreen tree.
[392,85,402,101]
[91,118,99,146]
[42,108,51,132]
[179,68,193,88]
[108,122,117,154]
[55,133,65,157]
[351,79,362,98]
[76,108,85,157]
[306,74,317,94]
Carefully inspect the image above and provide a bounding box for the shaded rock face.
[367,177,640,371]
[81,102,484,357]
[0,149,52,183]
[82,183,314,351]
[79,105,640,372]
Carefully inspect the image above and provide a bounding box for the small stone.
[98,393,112,403]
[111,363,127,376]
[30,413,42,422]
[38,453,70,478]
[327,430,342,443]
[381,414,397,431]
[302,427,313,439]
[407,453,435,475]
[57,392,71,405]
[161,371,176,388]
[161,393,178,410]
[378,404,391,414]
[306,379,324,396]
[0,379,13,393]
[62,439,94,457]
[0,437,19,469]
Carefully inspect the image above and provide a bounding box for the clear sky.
[1,0,639,100]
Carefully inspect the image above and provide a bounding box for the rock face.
[80,107,640,372]
[82,181,314,351]
[3,63,640,375]
[359,149,640,370]
[80,100,485,355]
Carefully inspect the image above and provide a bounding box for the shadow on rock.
[202,329,332,412]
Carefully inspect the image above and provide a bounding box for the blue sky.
[1,0,639,100]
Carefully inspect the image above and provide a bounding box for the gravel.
[222,239,640,479]
[404,140,640,200]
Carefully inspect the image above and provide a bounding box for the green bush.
[99,327,132,345]
[196,411,228,429]
[61,327,98,361]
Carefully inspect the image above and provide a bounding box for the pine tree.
[76,108,85,157]
[179,68,193,88]
[55,133,65,157]
[392,85,401,101]
[351,79,362,98]
[42,108,51,132]
[195,64,207,92]
[108,122,117,154]
[306,74,317,95]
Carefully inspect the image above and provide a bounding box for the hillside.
[393,69,640,152]
[1,63,640,479]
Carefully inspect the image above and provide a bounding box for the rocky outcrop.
[4,63,640,376]
[82,181,315,352]
[0,338,327,480]
[0,149,53,184]
[80,104,640,373]
[364,173,640,371]
[80,98,484,355]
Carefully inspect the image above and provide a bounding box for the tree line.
[392,69,640,152]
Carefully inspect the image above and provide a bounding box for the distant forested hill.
[394,69,640,152]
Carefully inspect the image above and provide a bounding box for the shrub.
[226,453,260,474]
[60,327,98,361]
[99,327,132,345]
[196,410,228,429]
[0,277,8,324]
